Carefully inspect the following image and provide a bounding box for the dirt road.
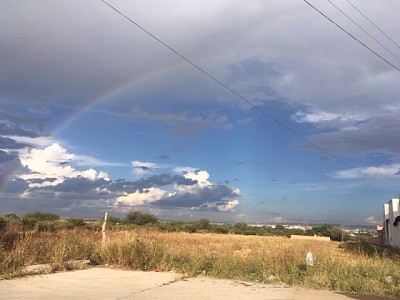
[0,268,394,300]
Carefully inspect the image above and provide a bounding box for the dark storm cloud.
[2,0,399,122]
[135,166,151,171]
[141,174,197,187]
[153,184,239,208]
[38,177,109,193]
[0,136,30,149]
[1,178,29,194]
[227,58,281,102]
[173,175,198,186]
[300,113,400,155]
[0,111,47,141]
[0,150,19,163]
[2,172,200,213]
[0,150,22,187]
[28,177,57,184]
[0,123,39,138]
[0,190,101,213]
[196,200,237,212]
[108,174,197,193]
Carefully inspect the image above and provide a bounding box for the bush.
[66,218,86,228]
[210,224,229,234]
[35,221,56,232]
[183,223,198,233]
[0,217,6,231]
[107,216,122,225]
[124,211,158,226]
[312,223,334,237]
[197,218,211,230]
[233,222,248,234]
[22,211,60,228]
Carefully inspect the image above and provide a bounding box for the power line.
[345,0,400,52]
[303,0,400,72]
[327,0,400,63]
[100,0,394,186]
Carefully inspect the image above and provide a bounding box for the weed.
[1,227,399,297]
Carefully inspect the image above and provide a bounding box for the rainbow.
[0,51,236,193]
[52,60,189,137]
[0,51,235,192]
[0,61,186,192]
[52,48,238,136]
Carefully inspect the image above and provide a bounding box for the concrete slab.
[0,268,394,300]
[0,268,180,300]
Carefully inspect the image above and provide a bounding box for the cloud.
[298,112,400,156]
[227,58,283,104]
[364,216,381,226]
[119,107,233,136]
[0,120,41,138]
[216,199,239,212]
[2,1,400,122]
[132,160,160,175]
[116,187,168,206]
[270,215,286,223]
[292,109,365,129]
[3,1,399,223]
[38,176,109,193]
[18,143,110,188]
[0,136,31,149]
[115,170,241,212]
[331,163,400,179]
[1,178,29,194]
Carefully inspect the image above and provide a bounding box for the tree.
[22,211,60,228]
[197,218,211,230]
[275,224,286,231]
[233,222,248,234]
[66,218,86,228]
[124,211,158,225]
[312,223,334,237]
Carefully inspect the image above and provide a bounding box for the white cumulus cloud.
[217,199,239,212]
[115,187,168,206]
[19,143,109,187]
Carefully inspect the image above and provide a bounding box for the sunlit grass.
[1,226,399,298]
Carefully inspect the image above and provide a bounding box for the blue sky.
[1,0,400,225]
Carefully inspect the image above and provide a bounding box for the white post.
[102,211,108,247]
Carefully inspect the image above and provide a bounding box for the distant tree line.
[0,211,375,241]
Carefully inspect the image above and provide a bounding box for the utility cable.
[100,0,395,186]
[327,0,400,63]
[303,0,400,72]
[345,0,400,51]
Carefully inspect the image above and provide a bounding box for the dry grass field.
[1,226,400,298]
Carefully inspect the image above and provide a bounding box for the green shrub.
[66,218,86,228]
[124,211,158,225]
[22,211,60,228]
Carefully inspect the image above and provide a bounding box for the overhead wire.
[345,0,400,52]
[303,0,400,72]
[100,0,396,187]
[327,0,400,63]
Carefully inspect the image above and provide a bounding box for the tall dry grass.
[1,226,399,297]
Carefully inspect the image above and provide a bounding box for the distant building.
[383,197,400,247]
[367,225,384,246]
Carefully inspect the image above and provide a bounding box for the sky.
[1,0,400,225]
